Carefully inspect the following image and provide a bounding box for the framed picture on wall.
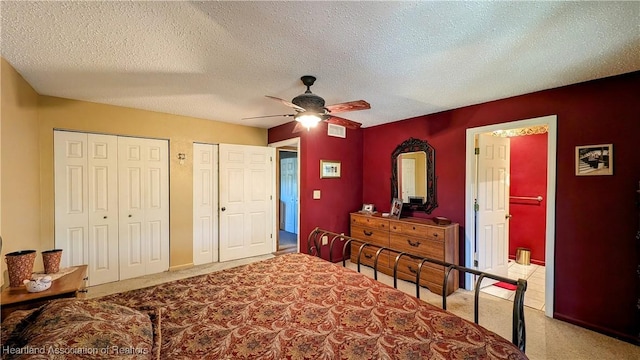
[575,144,613,176]
[320,160,341,178]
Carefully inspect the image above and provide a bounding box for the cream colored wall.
[1,58,42,282]
[38,96,267,269]
[1,57,268,278]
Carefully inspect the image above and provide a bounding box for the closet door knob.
[221,207,226,212]
[128,214,132,218]
[505,214,513,219]
[103,216,107,219]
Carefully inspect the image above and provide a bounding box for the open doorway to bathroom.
[465,115,557,318]
[476,127,548,312]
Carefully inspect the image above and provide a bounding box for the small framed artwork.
[361,203,375,213]
[575,144,613,176]
[320,160,341,179]
[390,198,403,219]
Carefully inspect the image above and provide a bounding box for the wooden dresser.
[350,212,459,296]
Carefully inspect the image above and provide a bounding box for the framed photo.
[390,198,403,219]
[320,160,341,179]
[575,144,613,176]
[361,203,375,213]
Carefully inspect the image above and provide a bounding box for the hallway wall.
[269,122,364,261]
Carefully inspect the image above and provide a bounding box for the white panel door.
[118,137,169,280]
[54,131,89,269]
[219,144,274,261]
[476,134,510,279]
[193,143,219,265]
[143,139,169,275]
[87,134,119,285]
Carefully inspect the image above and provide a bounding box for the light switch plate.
[313,190,321,199]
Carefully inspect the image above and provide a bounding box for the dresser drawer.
[351,225,388,247]
[350,243,389,269]
[390,221,445,240]
[395,256,443,281]
[390,233,444,259]
[395,257,456,296]
[396,270,443,295]
[351,214,389,230]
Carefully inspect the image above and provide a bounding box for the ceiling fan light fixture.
[295,112,322,130]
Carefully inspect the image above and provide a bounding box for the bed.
[2,250,527,359]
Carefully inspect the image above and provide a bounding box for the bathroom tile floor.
[480,260,546,311]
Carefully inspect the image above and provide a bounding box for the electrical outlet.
[321,235,328,246]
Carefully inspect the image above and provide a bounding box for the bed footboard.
[307,227,528,352]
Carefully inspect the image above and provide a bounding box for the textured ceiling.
[1,1,639,129]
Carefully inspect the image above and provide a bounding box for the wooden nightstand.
[1,265,88,319]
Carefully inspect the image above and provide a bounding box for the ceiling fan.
[243,75,370,132]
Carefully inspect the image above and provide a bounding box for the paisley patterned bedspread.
[99,253,527,359]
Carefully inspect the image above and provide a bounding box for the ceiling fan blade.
[325,115,362,129]
[265,95,306,112]
[241,114,294,120]
[325,100,370,114]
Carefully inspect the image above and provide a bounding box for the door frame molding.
[269,137,301,253]
[464,115,557,318]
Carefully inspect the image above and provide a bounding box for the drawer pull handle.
[408,265,417,274]
[407,239,421,247]
[363,230,373,236]
[78,289,89,293]
[364,253,373,259]
[412,226,416,230]
[432,233,439,237]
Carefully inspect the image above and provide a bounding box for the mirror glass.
[391,138,437,213]
[397,151,427,203]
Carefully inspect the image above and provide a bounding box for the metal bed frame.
[307,227,528,352]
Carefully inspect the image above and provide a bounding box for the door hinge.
[473,253,478,267]
[474,260,478,267]
[270,233,273,239]
[473,200,479,212]
[474,147,479,155]
[270,195,272,200]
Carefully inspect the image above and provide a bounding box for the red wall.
[509,133,548,265]
[269,71,640,343]
[269,121,363,261]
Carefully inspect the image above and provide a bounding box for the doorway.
[465,115,557,318]
[279,150,298,250]
[269,138,301,254]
